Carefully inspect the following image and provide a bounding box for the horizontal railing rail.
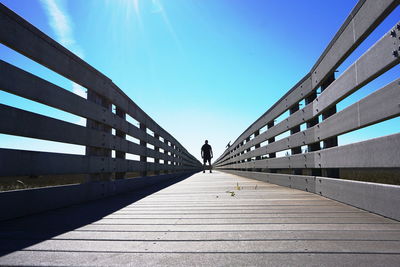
[215,0,400,180]
[0,4,201,184]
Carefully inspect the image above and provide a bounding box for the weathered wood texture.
[0,4,201,179]
[224,170,400,221]
[215,0,400,177]
[1,171,400,266]
[216,0,399,161]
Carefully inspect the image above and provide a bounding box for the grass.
[0,174,87,191]
[3,168,398,192]
[339,168,400,185]
[0,170,174,192]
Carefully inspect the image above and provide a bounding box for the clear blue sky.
[0,0,399,162]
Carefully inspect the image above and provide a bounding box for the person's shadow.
[0,172,195,257]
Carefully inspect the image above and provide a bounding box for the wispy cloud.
[40,0,84,58]
[40,0,87,126]
[40,0,87,105]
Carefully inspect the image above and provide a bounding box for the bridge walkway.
[1,171,400,266]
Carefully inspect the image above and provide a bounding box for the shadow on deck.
[0,173,194,257]
[1,171,400,266]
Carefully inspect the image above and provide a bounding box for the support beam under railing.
[86,90,112,182]
[115,107,126,179]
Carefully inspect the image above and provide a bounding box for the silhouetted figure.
[201,140,213,173]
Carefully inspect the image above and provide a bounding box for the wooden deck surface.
[1,171,400,266]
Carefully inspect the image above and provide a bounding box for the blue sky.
[0,0,399,162]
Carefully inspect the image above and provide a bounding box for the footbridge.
[1,0,400,266]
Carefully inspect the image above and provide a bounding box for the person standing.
[201,140,213,173]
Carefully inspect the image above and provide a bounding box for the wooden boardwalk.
[1,171,400,266]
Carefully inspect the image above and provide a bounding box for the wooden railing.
[0,4,201,183]
[215,0,400,179]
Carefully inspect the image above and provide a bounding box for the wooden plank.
[311,0,399,88]
[0,6,198,167]
[221,133,400,169]
[225,76,312,157]
[0,4,124,113]
[318,133,400,168]
[315,23,400,115]
[0,148,90,176]
[0,104,184,163]
[0,60,194,165]
[0,60,111,127]
[0,104,102,148]
[224,170,316,193]
[227,77,400,163]
[220,22,400,164]
[1,171,400,266]
[226,169,400,221]
[316,78,400,142]
[216,2,399,164]
[0,148,191,177]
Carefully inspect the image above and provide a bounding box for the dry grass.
[339,168,400,185]
[0,174,87,191]
[4,168,395,192]
[0,170,178,192]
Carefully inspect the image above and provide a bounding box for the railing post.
[321,73,337,148]
[290,104,302,175]
[320,73,339,178]
[115,107,126,179]
[139,122,147,177]
[240,141,245,164]
[267,121,276,158]
[305,91,321,176]
[305,92,320,152]
[231,149,234,168]
[254,130,261,171]
[85,90,112,181]
[164,138,169,174]
[254,130,261,160]
[176,147,180,168]
[289,105,301,154]
[154,133,160,175]
[245,137,251,163]
[172,144,177,172]
[267,121,276,173]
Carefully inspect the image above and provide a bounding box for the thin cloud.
[39,0,84,58]
[41,0,84,58]
[40,0,87,101]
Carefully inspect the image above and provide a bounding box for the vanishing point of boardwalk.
[1,1,400,266]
